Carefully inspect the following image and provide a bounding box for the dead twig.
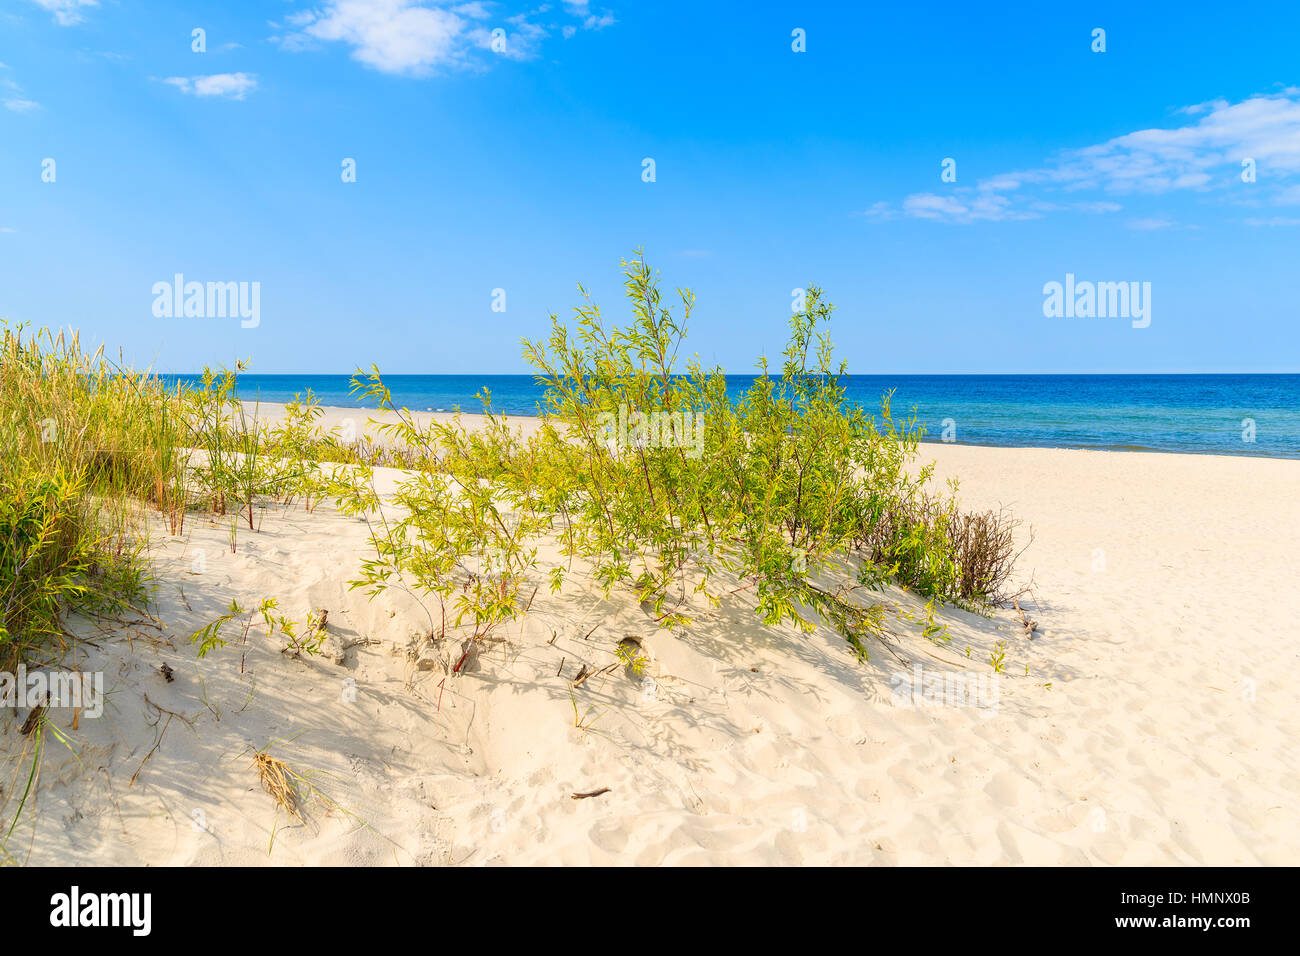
[1012,599,1038,639]
[129,714,171,787]
[572,663,616,689]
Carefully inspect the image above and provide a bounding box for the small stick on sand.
[130,714,171,787]
[572,663,616,688]
[1012,600,1038,639]
[571,788,611,800]
[129,695,195,787]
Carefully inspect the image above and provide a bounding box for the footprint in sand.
[825,713,864,743]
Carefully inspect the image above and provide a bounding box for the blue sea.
[160,373,1300,460]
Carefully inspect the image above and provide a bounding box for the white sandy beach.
[4,406,1298,866]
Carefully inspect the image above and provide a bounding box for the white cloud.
[1274,184,1300,205]
[901,188,1038,224]
[903,194,968,219]
[1244,216,1300,226]
[280,1,469,76]
[1074,200,1124,214]
[164,73,258,100]
[2,65,40,112]
[859,201,897,221]
[563,2,614,30]
[0,227,17,233]
[871,89,1300,224]
[28,0,98,27]
[276,1,616,74]
[1127,217,1176,230]
[1011,88,1300,200]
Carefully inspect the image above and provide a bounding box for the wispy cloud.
[1127,217,1177,231]
[164,73,258,100]
[1244,216,1300,227]
[1274,184,1300,205]
[28,0,98,27]
[453,1,493,17]
[562,1,616,30]
[866,89,1300,224]
[859,201,897,221]
[2,63,41,112]
[901,190,1035,224]
[273,1,616,76]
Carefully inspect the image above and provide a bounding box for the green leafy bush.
[339,252,1022,660]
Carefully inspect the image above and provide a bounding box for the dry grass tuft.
[252,750,303,821]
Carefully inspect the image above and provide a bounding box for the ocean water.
[159,373,1300,460]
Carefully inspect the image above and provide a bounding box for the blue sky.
[2,0,1299,374]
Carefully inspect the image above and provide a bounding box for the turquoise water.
[158,373,1300,460]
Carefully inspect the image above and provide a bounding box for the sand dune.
[5,418,1297,865]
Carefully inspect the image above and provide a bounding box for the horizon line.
[151,369,1300,377]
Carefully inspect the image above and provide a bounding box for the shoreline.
[256,402,1300,463]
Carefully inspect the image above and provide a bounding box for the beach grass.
[0,325,187,665]
[1,254,1019,669]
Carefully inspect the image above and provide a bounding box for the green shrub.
[339,252,1022,660]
